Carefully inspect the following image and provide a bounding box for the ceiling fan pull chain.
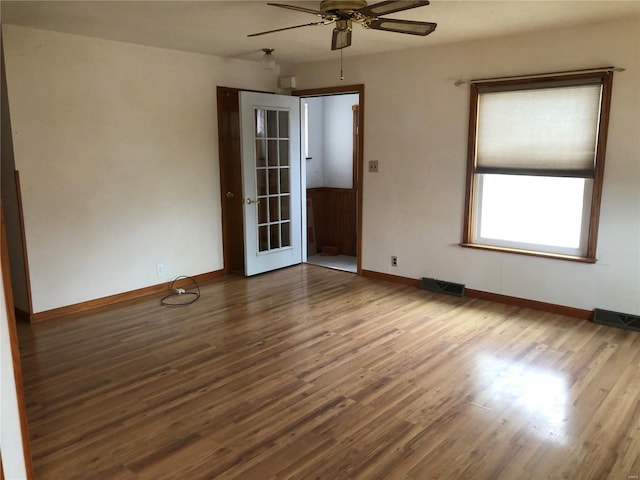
[340,47,344,81]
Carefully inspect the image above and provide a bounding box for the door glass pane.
[269,197,280,222]
[280,195,290,221]
[256,140,266,167]
[281,222,291,247]
[253,107,293,254]
[268,168,279,194]
[280,168,290,194]
[268,140,278,166]
[259,225,269,252]
[278,110,289,138]
[270,224,280,249]
[257,169,267,196]
[258,199,268,224]
[279,140,289,166]
[255,109,266,138]
[267,110,278,138]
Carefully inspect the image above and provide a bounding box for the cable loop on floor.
[160,275,200,307]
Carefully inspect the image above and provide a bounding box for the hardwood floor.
[17,265,640,479]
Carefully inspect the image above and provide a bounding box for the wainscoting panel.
[306,187,357,256]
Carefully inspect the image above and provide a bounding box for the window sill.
[459,243,596,264]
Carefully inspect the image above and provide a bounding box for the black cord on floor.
[160,275,200,307]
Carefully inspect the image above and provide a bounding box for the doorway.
[302,93,359,274]
[217,84,364,276]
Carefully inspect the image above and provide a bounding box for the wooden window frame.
[461,71,614,263]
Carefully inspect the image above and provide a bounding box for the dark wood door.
[217,87,244,272]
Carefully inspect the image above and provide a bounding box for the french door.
[239,92,302,276]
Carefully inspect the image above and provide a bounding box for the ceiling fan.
[248,0,437,50]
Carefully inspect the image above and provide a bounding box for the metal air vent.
[420,277,465,297]
[593,308,640,332]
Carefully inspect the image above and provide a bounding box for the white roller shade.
[476,83,603,176]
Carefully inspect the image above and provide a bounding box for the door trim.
[293,84,365,275]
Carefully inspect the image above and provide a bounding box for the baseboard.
[464,289,592,320]
[362,269,591,320]
[26,268,593,323]
[29,270,225,323]
[362,270,420,287]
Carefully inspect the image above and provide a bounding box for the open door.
[239,92,302,276]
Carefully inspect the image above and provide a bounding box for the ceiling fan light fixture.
[336,18,352,31]
[261,48,277,70]
[332,28,352,49]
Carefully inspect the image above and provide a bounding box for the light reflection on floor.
[477,354,569,444]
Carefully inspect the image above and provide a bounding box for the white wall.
[285,17,640,314]
[2,25,278,313]
[305,97,324,188]
[305,93,358,189]
[323,93,358,189]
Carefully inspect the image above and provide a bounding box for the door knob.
[226,191,235,198]
[246,198,260,205]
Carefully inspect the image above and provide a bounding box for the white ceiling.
[1,1,639,65]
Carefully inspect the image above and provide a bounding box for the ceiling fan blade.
[267,3,324,16]
[248,21,325,37]
[356,0,429,18]
[366,18,436,36]
[331,28,352,50]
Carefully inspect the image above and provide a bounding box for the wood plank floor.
[17,265,640,479]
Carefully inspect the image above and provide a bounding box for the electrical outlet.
[368,160,379,173]
[156,263,165,276]
[391,256,398,267]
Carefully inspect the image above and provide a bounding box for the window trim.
[461,70,613,262]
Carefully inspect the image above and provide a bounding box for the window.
[462,71,613,262]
